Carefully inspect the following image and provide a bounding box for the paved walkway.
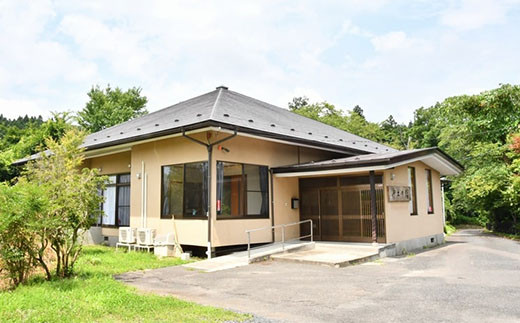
[183,241,314,272]
[117,229,520,323]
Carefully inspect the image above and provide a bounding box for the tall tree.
[77,85,148,133]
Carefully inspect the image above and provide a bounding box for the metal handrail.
[246,219,313,259]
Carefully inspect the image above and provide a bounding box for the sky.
[0,0,519,123]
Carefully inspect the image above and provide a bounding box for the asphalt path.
[118,229,520,322]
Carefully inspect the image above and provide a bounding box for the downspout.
[270,169,275,242]
[182,128,237,259]
[441,177,446,229]
[207,145,212,257]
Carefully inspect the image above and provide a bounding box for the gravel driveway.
[117,229,520,322]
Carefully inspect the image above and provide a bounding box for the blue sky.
[1,0,519,123]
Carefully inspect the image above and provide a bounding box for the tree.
[77,85,148,133]
[352,105,365,119]
[288,98,389,146]
[24,129,105,278]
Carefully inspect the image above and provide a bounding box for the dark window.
[426,169,434,214]
[100,174,131,227]
[161,162,208,219]
[216,162,269,219]
[408,167,418,215]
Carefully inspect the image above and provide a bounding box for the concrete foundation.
[387,233,445,256]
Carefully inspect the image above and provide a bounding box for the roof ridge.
[209,88,223,120]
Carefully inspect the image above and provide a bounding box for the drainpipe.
[207,145,212,257]
[441,177,446,229]
[182,127,237,259]
[270,169,275,242]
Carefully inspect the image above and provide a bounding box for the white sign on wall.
[387,186,411,202]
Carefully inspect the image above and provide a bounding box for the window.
[161,162,208,219]
[99,174,131,227]
[426,169,434,214]
[408,167,417,215]
[216,162,269,219]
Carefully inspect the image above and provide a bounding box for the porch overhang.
[272,147,463,177]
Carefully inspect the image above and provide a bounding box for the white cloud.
[371,31,412,52]
[0,97,49,119]
[440,0,517,30]
[0,0,519,125]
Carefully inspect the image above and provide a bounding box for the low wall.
[383,233,445,256]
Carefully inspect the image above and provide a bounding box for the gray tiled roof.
[81,86,397,154]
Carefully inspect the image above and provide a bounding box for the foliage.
[444,222,456,235]
[0,246,248,322]
[288,97,399,148]
[0,112,73,182]
[0,182,48,287]
[24,130,105,278]
[77,85,148,133]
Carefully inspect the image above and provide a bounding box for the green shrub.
[0,182,48,287]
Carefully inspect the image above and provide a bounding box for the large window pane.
[217,162,268,219]
[162,165,184,219]
[184,162,207,218]
[117,185,130,226]
[408,167,417,215]
[99,173,130,227]
[102,186,116,225]
[161,162,207,219]
[221,163,243,217]
[426,169,434,214]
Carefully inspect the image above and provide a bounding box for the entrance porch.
[298,174,386,243]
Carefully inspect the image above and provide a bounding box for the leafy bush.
[0,130,105,287]
[0,182,48,287]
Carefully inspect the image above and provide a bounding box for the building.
[22,86,463,257]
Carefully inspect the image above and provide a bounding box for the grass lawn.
[0,246,249,322]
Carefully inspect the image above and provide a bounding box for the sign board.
[387,186,411,202]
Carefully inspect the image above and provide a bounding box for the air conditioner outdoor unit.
[137,228,156,246]
[119,227,137,244]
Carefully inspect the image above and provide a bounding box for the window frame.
[426,169,434,214]
[216,161,270,220]
[99,173,131,228]
[408,167,418,216]
[160,161,208,220]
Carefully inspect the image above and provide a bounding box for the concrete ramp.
[183,241,315,272]
[270,242,395,268]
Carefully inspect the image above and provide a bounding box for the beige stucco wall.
[384,161,443,243]
[272,177,300,241]
[87,131,335,247]
[211,134,334,247]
